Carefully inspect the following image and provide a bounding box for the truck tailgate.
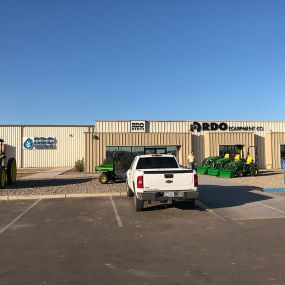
[143,170,194,191]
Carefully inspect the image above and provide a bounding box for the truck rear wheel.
[134,193,144,211]
[0,167,6,188]
[7,158,17,185]
[127,186,134,198]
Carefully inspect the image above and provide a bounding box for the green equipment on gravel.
[96,151,132,184]
[220,146,259,178]
[0,139,17,188]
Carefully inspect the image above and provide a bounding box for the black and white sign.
[23,137,57,150]
[131,121,146,133]
[190,122,264,133]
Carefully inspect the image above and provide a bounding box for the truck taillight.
[137,176,144,189]
[194,174,198,187]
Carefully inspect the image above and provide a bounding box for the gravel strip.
[0,176,127,196]
[224,170,285,189]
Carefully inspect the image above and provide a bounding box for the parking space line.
[254,201,285,214]
[109,195,123,228]
[0,199,42,235]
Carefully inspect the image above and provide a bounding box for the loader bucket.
[197,167,209,175]
[208,168,220,176]
[219,170,234,178]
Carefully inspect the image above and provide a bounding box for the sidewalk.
[21,167,73,180]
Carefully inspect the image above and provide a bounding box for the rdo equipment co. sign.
[23,137,57,150]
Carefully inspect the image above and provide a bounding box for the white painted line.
[255,202,285,215]
[0,199,41,235]
[109,195,123,228]
[231,216,285,221]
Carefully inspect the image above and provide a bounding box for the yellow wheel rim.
[101,176,107,183]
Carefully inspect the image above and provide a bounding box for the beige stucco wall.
[85,132,192,173]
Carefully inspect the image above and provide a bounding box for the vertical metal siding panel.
[22,126,89,168]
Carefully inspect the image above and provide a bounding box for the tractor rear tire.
[7,158,17,185]
[250,168,258,176]
[0,167,6,188]
[99,173,109,184]
[237,170,244,177]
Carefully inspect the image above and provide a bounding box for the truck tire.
[99,173,109,184]
[127,186,134,198]
[0,167,6,188]
[134,193,144,211]
[7,158,17,185]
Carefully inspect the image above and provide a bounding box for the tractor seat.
[246,156,253,165]
[224,154,230,159]
[234,154,240,160]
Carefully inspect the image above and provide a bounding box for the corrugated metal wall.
[22,126,91,167]
[85,132,192,173]
[0,125,92,168]
[265,132,285,169]
[96,120,285,134]
[204,131,257,163]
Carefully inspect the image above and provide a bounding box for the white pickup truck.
[126,154,198,211]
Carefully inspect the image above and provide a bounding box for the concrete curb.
[0,192,124,201]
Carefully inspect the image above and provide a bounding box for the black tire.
[7,158,17,185]
[237,170,244,177]
[0,167,6,188]
[99,173,109,184]
[126,185,134,198]
[250,168,258,177]
[134,193,144,211]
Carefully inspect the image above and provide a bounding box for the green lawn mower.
[0,139,17,188]
[220,146,259,178]
[96,151,133,184]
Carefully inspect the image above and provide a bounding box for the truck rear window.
[136,157,179,169]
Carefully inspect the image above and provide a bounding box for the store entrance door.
[144,147,167,155]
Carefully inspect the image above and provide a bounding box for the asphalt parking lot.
[0,176,285,285]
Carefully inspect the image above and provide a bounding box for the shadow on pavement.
[199,184,272,209]
[142,201,198,212]
[5,178,93,189]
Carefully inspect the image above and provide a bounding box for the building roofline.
[0,125,94,127]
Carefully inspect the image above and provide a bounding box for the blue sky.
[0,0,284,124]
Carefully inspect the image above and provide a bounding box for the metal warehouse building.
[1,121,285,171]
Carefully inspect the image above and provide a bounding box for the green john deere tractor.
[0,139,17,188]
[220,146,259,178]
[196,156,221,174]
[207,153,233,176]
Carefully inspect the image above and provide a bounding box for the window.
[219,145,243,158]
[136,157,179,169]
[106,146,177,159]
[281,145,285,160]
